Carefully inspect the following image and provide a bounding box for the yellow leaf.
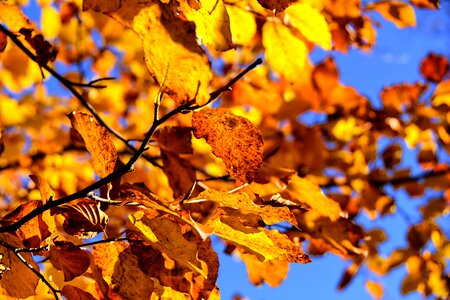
[83,1,212,105]
[67,112,118,178]
[262,21,307,81]
[41,5,61,39]
[366,280,384,300]
[284,3,332,50]
[366,1,416,28]
[200,215,310,263]
[192,108,264,183]
[287,176,341,221]
[128,211,209,278]
[225,4,257,45]
[151,277,191,300]
[191,189,297,226]
[179,0,233,51]
[0,3,35,32]
[237,250,289,287]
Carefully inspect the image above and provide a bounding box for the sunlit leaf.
[49,241,90,281]
[178,0,233,51]
[284,3,332,50]
[262,21,308,81]
[67,111,117,178]
[192,107,263,183]
[225,4,257,45]
[366,280,384,300]
[366,1,416,28]
[410,0,439,9]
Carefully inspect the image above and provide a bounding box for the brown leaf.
[0,233,39,298]
[156,126,193,154]
[256,0,296,11]
[410,0,439,9]
[0,32,6,53]
[420,53,449,83]
[61,285,97,300]
[67,112,117,178]
[51,199,108,239]
[161,150,196,199]
[50,241,90,281]
[192,108,263,183]
[19,28,58,66]
[0,201,50,248]
[380,83,427,113]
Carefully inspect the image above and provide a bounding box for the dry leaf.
[161,150,196,199]
[156,126,193,154]
[257,0,296,11]
[192,108,263,183]
[420,53,449,83]
[61,285,97,300]
[0,32,6,53]
[67,112,117,178]
[49,241,91,281]
[410,0,439,9]
[366,280,384,299]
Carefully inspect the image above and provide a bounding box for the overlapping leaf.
[366,1,416,28]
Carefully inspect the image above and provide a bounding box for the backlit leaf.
[61,285,97,300]
[366,280,384,300]
[366,1,416,28]
[67,112,117,178]
[128,211,209,278]
[287,176,341,221]
[225,4,257,45]
[262,21,308,81]
[0,3,35,32]
[179,0,233,51]
[410,0,439,9]
[192,108,263,183]
[284,3,332,50]
[190,189,298,226]
[151,277,191,300]
[83,0,212,105]
[49,241,90,281]
[161,150,196,199]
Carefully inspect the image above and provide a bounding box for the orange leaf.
[161,150,196,199]
[67,112,117,178]
[366,280,384,299]
[61,285,97,300]
[286,176,341,221]
[420,53,449,83]
[256,0,296,11]
[0,3,36,32]
[192,108,263,183]
[410,0,439,9]
[0,32,6,53]
[366,1,416,28]
[380,83,427,113]
[50,241,90,281]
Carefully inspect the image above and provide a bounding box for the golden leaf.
[41,5,61,39]
[200,215,310,263]
[237,250,289,287]
[128,211,208,278]
[284,3,332,50]
[286,176,341,221]
[151,277,191,300]
[49,241,91,281]
[0,3,35,32]
[178,0,233,51]
[67,112,117,178]
[225,4,257,45]
[191,189,297,226]
[366,280,384,300]
[262,21,307,81]
[366,1,416,28]
[192,108,263,183]
[83,0,212,105]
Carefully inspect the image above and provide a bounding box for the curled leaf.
[192,108,263,183]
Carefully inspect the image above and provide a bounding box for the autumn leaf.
[366,1,416,28]
[49,241,91,281]
[128,211,209,278]
[192,108,263,183]
[225,4,257,45]
[366,280,384,299]
[0,234,39,298]
[286,176,341,221]
[67,112,117,178]
[257,0,296,11]
[0,3,35,32]
[61,285,97,300]
[380,83,427,113]
[161,150,196,199]
[199,214,310,263]
[284,3,332,50]
[189,189,298,226]
[0,32,6,53]
[262,21,308,81]
[410,0,439,9]
[151,277,191,300]
[83,0,212,105]
[237,249,289,287]
[156,126,193,154]
[178,0,233,51]
[420,53,449,83]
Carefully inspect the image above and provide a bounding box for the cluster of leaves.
[0,0,448,299]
